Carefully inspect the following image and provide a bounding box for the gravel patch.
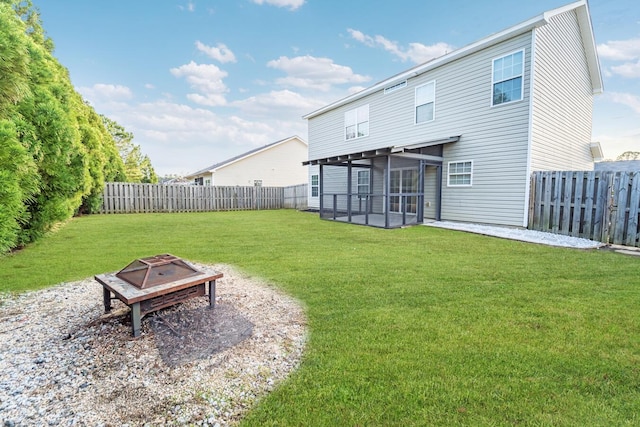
[0,264,307,427]
[426,221,605,249]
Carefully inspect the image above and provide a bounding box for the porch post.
[436,164,442,221]
[368,160,374,216]
[385,155,391,228]
[319,164,324,216]
[418,160,425,223]
[347,160,352,222]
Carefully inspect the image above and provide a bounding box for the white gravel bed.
[426,221,605,249]
[0,264,307,427]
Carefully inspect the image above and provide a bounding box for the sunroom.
[304,136,459,228]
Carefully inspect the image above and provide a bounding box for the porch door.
[390,168,418,214]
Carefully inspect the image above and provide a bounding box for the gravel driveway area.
[0,264,307,427]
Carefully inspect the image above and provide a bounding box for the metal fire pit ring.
[95,255,223,337]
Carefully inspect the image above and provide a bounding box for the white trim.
[302,1,599,120]
[344,104,370,141]
[491,49,525,107]
[357,169,370,195]
[447,160,473,187]
[310,174,319,198]
[414,80,436,124]
[590,141,604,161]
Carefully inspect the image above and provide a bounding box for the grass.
[1,210,639,426]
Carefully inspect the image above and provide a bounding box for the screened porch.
[304,137,459,229]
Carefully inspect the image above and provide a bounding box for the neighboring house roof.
[303,0,602,120]
[185,135,307,179]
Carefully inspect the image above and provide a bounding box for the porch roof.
[302,135,460,166]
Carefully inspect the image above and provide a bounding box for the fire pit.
[95,254,223,337]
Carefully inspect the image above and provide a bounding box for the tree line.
[0,0,157,253]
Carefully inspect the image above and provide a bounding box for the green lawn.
[1,210,639,426]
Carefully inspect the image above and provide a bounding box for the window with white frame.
[492,50,524,106]
[311,174,319,197]
[415,81,435,123]
[448,161,473,186]
[345,105,369,140]
[357,170,370,195]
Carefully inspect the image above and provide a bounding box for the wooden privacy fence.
[101,182,308,214]
[529,170,640,247]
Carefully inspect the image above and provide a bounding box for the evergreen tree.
[0,0,137,251]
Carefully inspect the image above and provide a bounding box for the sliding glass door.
[389,168,418,214]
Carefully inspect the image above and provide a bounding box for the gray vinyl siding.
[309,32,533,227]
[530,10,595,171]
[423,166,438,219]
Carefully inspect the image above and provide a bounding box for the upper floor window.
[415,81,435,123]
[492,50,524,106]
[447,161,473,186]
[345,105,369,140]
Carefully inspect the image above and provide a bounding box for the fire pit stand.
[95,255,223,337]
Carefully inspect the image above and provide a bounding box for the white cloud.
[348,29,374,46]
[598,38,640,79]
[170,61,228,106]
[607,92,640,114]
[593,131,640,161]
[78,83,133,101]
[92,99,305,175]
[186,93,228,107]
[178,2,195,12]
[267,55,371,91]
[195,41,237,64]
[597,38,640,61]
[611,60,640,78]
[231,89,325,115]
[251,0,304,11]
[348,28,454,64]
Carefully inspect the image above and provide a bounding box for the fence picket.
[582,172,595,238]
[101,183,307,215]
[626,172,640,246]
[529,170,639,247]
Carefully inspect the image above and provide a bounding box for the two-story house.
[303,0,603,228]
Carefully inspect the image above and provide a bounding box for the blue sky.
[37,0,640,176]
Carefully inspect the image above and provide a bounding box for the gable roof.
[185,135,307,178]
[303,0,602,120]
